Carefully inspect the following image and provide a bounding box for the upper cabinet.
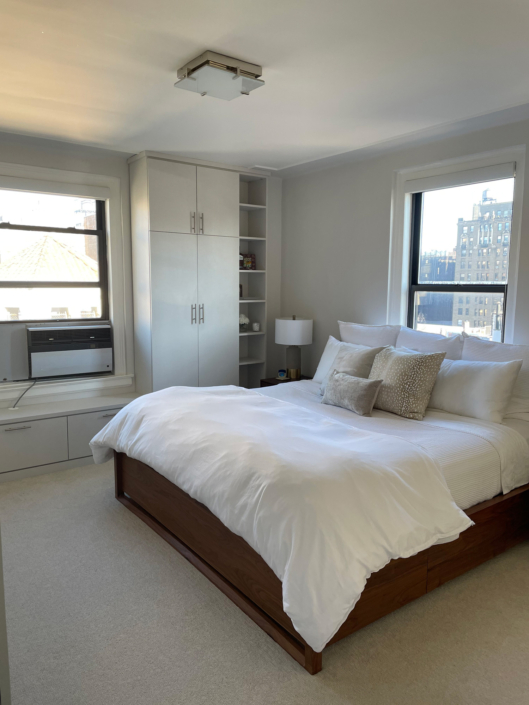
[196,167,239,238]
[148,160,197,234]
[146,159,239,238]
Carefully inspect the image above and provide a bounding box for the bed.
[92,380,529,674]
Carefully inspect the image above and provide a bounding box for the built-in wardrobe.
[129,153,270,394]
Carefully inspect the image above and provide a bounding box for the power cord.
[9,379,38,411]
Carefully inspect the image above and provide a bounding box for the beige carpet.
[0,464,528,705]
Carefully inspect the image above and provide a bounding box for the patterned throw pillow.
[368,347,446,420]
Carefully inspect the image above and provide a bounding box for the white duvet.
[91,385,472,652]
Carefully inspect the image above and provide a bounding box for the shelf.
[239,357,265,366]
[239,331,265,337]
[240,202,266,211]
[239,236,266,241]
[239,269,266,274]
[239,298,266,303]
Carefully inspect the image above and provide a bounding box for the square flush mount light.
[174,51,264,101]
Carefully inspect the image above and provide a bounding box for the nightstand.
[260,375,311,387]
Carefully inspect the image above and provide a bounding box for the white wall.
[0,131,134,382]
[281,118,529,375]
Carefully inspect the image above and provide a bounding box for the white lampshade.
[275,318,313,346]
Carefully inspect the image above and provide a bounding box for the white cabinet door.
[148,160,197,234]
[151,232,199,391]
[196,167,239,238]
[197,235,239,386]
[68,408,122,460]
[0,417,68,474]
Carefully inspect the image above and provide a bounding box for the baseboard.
[0,456,94,483]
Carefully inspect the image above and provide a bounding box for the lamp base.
[288,368,301,381]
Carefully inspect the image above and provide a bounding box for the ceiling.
[4,0,529,173]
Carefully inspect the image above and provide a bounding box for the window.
[0,190,108,322]
[409,177,514,341]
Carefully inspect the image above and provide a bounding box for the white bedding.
[91,385,472,653]
[261,381,529,510]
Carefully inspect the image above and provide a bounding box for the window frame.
[0,198,109,323]
[388,148,525,344]
[407,191,508,340]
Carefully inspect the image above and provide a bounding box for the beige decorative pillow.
[322,372,383,416]
[320,345,386,395]
[368,347,446,420]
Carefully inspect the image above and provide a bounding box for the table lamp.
[275,316,313,380]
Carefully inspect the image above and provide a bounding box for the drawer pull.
[5,425,32,432]
[101,413,118,418]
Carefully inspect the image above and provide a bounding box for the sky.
[421,178,515,254]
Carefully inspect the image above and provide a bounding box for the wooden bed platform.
[115,451,529,674]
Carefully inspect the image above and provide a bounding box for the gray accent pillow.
[320,345,386,395]
[368,347,446,420]
[322,371,383,416]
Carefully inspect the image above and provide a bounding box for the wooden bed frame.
[115,451,529,674]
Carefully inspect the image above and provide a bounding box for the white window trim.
[0,160,133,397]
[387,146,525,344]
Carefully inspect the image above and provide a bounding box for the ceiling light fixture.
[174,51,264,101]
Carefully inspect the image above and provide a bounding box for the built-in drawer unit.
[67,408,121,460]
[0,417,68,474]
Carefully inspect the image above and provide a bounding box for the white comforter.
[91,385,472,652]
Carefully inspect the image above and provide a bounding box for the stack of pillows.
[314,321,529,425]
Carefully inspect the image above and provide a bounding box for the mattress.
[259,380,529,510]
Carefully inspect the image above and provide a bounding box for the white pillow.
[338,321,400,347]
[396,327,463,360]
[313,336,372,383]
[462,337,529,421]
[428,358,522,424]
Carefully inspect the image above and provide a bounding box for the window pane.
[413,291,504,341]
[0,231,99,282]
[0,288,102,321]
[0,190,97,229]
[418,179,514,285]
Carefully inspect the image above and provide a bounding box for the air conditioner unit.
[27,325,113,379]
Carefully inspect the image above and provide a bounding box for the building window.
[0,190,108,322]
[409,177,514,340]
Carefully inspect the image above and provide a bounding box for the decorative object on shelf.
[239,253,256,270]
[277,369,287,380]
[252,322,261,332]
[239,313,250,332]
[239,283,243,298]
[275,316,313,381]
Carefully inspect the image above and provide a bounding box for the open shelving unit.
[239,174,267,389]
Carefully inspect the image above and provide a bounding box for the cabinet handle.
[199,212,204,234]
[191,211,196,233]
[101,413,118,419]
[199,304,204,324]
[191,303,197,324]
[5,425,31,432]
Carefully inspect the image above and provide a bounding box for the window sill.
[0,374,134,405]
